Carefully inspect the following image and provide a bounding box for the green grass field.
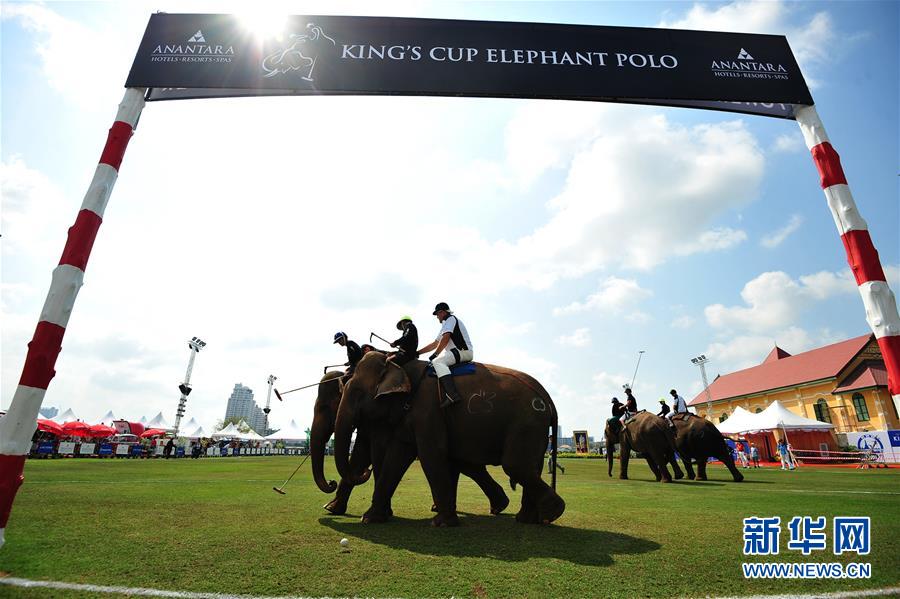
[1,456,898,598]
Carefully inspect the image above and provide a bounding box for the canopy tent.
[98,410,117,425]
[36,419,64,436]
[145,412,172,430]
[715,401,834,434]
[265,420,307,442]
[180,417,199,433]
[715,406,758,435]
[61,421,91,437]
[53,408,78,423]
[89,424,117,437]
[237,429,265,442]
[211,423,241,439]
[184,425,209,439]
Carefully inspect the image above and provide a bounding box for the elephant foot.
[361,507,392,524]
[733,472,745,483]
[697,474,707,481]
[431,512,460,527]
[515,507,540,524]
[490,493,510,515]
[660,478,672,483]
[323,498,348,515]
[674,470,684,480]
[431,503,438,513]
[686,472,696,480]
[537,493,565,524]
[619,474,628,480]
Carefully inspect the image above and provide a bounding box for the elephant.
[332,352,565,527]
[671,413,744,482]
[309,369,510,516]
[605,411,684,483]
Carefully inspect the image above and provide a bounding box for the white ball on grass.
[340,538,349,547]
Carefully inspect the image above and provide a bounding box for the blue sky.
[1,1,898,437]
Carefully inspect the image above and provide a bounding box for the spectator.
[164,437,175,459]
[777,438,795,470]
[736,441,749,468]
[749,443,760,468]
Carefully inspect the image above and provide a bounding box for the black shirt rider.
[624,388,638,413]
[391,317,418,366]
[611,398,625,419]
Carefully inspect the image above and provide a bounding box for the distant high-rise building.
[224,383,268,434]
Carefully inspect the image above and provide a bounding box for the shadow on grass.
[319,514,660,566]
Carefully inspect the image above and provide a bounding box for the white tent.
[98,410,117,425]
[716,406,757,435]
[54,408,78,423]
[180,417,199,432]
[265,419,307,441]
[185,425,209,439]
[716,401,834,434]
[238,429,265,441]
[211,422,241,438]
[138,415,148,424]
[145,412,172,430]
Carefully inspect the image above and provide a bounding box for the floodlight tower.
[691,354,713,419]
[263,374,277,435]
[173,337,205,436]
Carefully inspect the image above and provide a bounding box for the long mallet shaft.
[369,332,392,346]
[274,380,325,401]
[323,363,344,374]
[272,453,310,495]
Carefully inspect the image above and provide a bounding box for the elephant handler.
[608,397,625,434]
[387,315,418,366]
[620,387,638,423]
[334,331,363,376]
[417,302,473,408]
[666,388,688,427]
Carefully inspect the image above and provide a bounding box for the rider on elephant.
[417,302,473,408]
[657,398,670,417]
[388,316,418,366]
[334,331,363,376]
[666,388,688,426]
[621,388,638,423]
[608,397,625,434]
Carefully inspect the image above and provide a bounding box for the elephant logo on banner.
[261,23,336,81]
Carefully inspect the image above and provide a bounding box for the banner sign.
[37,441,55,454]
[845,431,900,463]
[99,443,114,456]
[573,430,589,454]
[79,443,96,456]
[126,14,812,119]
[58,442,77,455]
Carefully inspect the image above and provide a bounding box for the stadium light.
[174,337,205,436]
[263,374,277,435]
[691,354,713,419]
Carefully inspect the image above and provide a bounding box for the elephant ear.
[374,362,411,400]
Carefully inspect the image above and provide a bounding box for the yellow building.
[689,334,900,434]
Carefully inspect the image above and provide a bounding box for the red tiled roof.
[762,346,791,363]
[832,362,888,394]
[689,333,873,406]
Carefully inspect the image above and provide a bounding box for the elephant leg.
[515,483,539,524]
[670,455,685,480]
[619,444,630,480]
[362,441,416,524]
[645,457,661,481]
[459,463,509,515]
[718,450,745,482]
[697,458,708,481]
[432,468,461,513]
[418,454,460,527]
[681,455,696,480]
[325,438,372,515]
[651,450,672,483]
[503,433,564,525]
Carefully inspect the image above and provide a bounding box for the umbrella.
[37,419,64,436]
[141,428,168,438]
[89,424,117,437]
[61,421,92,437]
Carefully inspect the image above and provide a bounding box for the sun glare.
[237,11,289,40]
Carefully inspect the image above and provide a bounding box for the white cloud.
[671,315,696,329]
[674,227,747,256]
[761,214,804,248]
[705,268,860,333]
[554,277,652,315]
[657,1,838,88]
[556,328,591,347]
[772,133,806,154]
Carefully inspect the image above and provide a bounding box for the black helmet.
[432,302,451,315]
[333,331,347,344]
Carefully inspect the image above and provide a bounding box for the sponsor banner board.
[127,14,811,118]
[58,442,77,455]
[79,443,96,456]
[99,443,114,456]
[845,430,900,463]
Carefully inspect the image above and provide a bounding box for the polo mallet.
[323,363,344,374]
[272,453,310,495]
[273,380,326,401]
[369,332,392,346]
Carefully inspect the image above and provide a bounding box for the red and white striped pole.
[0,87,146,548]
[795,104,900,419]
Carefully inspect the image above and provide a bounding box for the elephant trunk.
[606,428,615,477]
[309,410,337,494]
[333,399,356,484]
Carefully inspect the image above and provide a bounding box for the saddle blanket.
[425,362,477,377]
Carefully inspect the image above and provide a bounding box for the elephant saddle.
[425,362,477,377]
[623,409,647,426]
[671,412,693,422]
